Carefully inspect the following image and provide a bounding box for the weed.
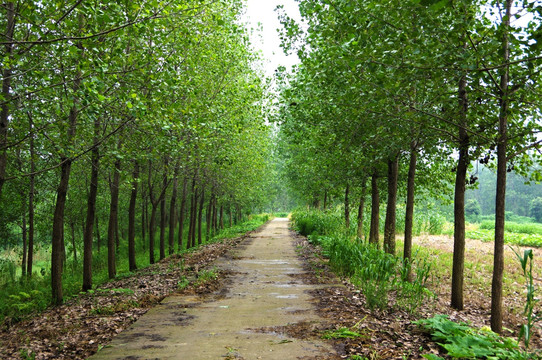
[322,327,365,339]
[19,348,35,360]
[414,314,539,359]
[512,247,540,349]
[195,268,219,287]
[177,276,190,290]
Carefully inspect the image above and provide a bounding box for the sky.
[242,0,302,77]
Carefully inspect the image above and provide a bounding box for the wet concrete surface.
[90,218,336,359]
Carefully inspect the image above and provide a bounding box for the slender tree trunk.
[21,214,27,277]
[212,195,218,235]
[82,118,100,291]
[70,221,77,264]
[198,187,205,245]
[107,159,121,279]
[96,215,101,252]
[345,183,350,229]
[219,205,224,230]
[168,172,178,255]
[141,185,146,250]
[451,74,469,311]
[159,175,167,260]
[0,1,15,198]
[357,179,367,240]
[51,27,82,303]
[491,0,511,333]
[27,125,35,277]
[369,173,380,247]
[384,156,399,255]
[178,177,187,251]
[404,142,418,281]
[323,190,328,211]
[149,204,157,264]
[229,204,233,227]
[128,161,139,271]
[51,158,73,304]
[206,193,213,241]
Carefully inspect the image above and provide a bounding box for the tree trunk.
[96,214,101,252]
[229,204,233,227]
[21,214,27,277]
[0,1,15,198]
[178,177,187,251]
[345,183,350,229]
[70,221,77,264]
[324,190,328,211]
[107,159,121,279]
[357,179,367,240]
[219,205,224,230]
[159,178,166,260]
[369,173,380,247]
[149,204,157,264]
[141,185,146,250]
[27,123,35,277]
[491,0,511,333]
[168,172,178,255]
[128,161,139,271]
[212,195,218,235]
[451,74,469,311]
[404,142,418,281]
[206,193,213,241]
[198,187,205,245]
[82,118,100,291]
[384,156,399,255]
[51,157,73,304]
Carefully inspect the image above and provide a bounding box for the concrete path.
[90,218,336,359]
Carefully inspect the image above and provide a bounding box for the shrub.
[530,198,542,223]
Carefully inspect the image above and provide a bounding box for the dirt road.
[90,218,336,359]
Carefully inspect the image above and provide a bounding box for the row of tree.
[276,0,542,333]
[0,0,272,305]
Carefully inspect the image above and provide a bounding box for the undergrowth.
[415,315,540,359]
[291,209,434,313]
[0,214,271,327]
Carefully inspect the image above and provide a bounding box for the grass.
[0,213,271,326]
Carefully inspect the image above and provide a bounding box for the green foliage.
[466,228,542,248]
[479,221,542,235]
[530,198,542,223]
[177,276,190,290]
[465,199,482,217]
[194,268,219,287]
[415,315,539,359]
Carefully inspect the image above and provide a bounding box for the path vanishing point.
[90,218,337,359]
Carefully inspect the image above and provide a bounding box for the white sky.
[242,0,302,77]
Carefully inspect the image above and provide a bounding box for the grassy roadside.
[0,214,272,327]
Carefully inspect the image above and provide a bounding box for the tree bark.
[345,183,350,229]
[159,173,167,260]
[404,141,418,281]
[141,184,146,250]
[178,177,187,251]
[107,159,121,279]
[323,190,328,211]
[219,205,224,230]
[96,214,101,252]
[27,123,35,277]
[168,171,178,255]
[384,156,399,255]
[491,0,511,333]
[149,203,157,264]
[369,173,380,247]
[70,221,77,264]
[357,178,367,240]
[198,187,205,245]
[206,192,213,241]
[128,161,139,271]
[82,118,100,291]
[21,214,27,277]
[0,1,15,198]
[451,74,469,311]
